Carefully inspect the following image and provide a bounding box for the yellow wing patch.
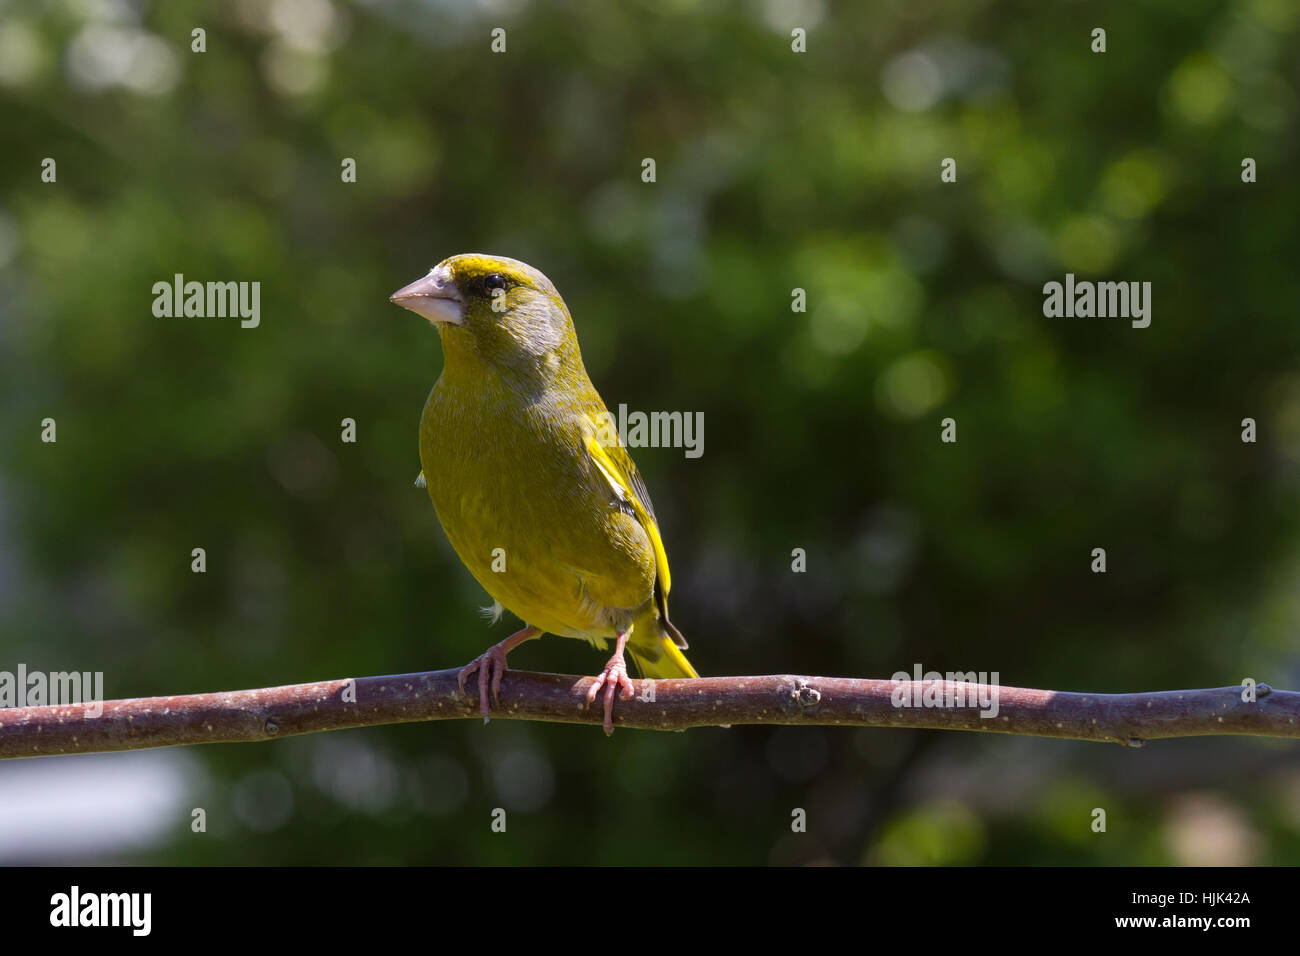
[584,429,671,597]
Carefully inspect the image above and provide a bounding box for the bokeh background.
[2,0,1299,865]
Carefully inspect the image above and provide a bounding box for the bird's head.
[390,254,581,378]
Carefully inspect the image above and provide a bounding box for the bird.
[391,253,698,734]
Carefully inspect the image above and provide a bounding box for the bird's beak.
[390,265,464,325]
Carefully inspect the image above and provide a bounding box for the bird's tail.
[628,632,699,679]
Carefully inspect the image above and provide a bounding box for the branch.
[0,670,1291,759]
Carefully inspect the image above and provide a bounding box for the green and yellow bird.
[391,254,698,733]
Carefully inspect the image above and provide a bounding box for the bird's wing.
[583,416,687,649]
[584,424,670,595]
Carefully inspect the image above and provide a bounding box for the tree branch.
[0,670,1291,759]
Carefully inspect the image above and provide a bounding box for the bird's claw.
[586,655,635,735]
[459,647,509,723]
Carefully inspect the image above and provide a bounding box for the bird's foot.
[585,631,634,736]
[458,626,541,723]
[458,648,508,723]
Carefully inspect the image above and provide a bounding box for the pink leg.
[458,626,542,723]
[585,630,635,736]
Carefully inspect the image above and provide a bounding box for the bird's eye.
[483,273,506,294]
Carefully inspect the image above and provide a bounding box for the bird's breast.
[419,379,656,638]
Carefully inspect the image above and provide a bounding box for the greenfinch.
[391,254,698,734]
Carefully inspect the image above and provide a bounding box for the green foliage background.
[2,0,1299,864]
